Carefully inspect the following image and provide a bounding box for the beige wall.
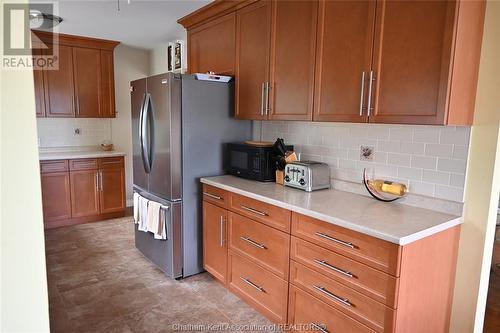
[0,0,50,331]
[112,44,151,205]
[450,1,500,332]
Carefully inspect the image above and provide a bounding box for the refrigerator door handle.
[147,93,156,171]
[140,93,152,174]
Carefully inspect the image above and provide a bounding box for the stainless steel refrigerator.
[130,73,252,278]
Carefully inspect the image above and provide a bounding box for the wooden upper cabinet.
[314,0,375,122]
[269,0,318,121]
[43,44,75,117]
[100,50,116,118]
[73,47,102,117]
[188,13,236,75]
[370,0,485,125]
[235,1,272,120]
[31,31,119,118]
[32,42,46,118]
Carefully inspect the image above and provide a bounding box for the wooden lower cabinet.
[288,285,376,333]
[228,251,288,324]
[40,172,72,224]
[202,186,460,332]
[203,201,228,284]
[40,157,125,228]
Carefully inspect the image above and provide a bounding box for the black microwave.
[226,142,293,182]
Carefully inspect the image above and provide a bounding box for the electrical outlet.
[360,145,374,161]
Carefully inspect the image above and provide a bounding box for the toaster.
[284,161,330,192]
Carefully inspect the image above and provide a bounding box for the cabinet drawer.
[290,261,395,333]
[40,160,68,173]
[291,237,398,308]
[292,213,401,276]
[98,156,124,169]
[229,193,291,232]
[229,212,290,280]
[288,285,376,333]
[202,184,228,209]
[69,159,98,171]
[228,251,288,323]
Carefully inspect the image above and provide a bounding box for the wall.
[258,122,470,203]
[37,118,112,148]
[112,44,150,205]
[449,1,500,331]
[0,0,50,330]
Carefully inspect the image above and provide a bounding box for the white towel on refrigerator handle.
[147,201,161,235]
[138,196,149,232]
[133,192,140,224]
[154,206,169,240]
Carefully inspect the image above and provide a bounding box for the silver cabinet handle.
[240,205,268,216]
[311,323,328,333]
[101,161,122,165]
[359,71,366,116]
[99,171,103,191]
[240,277,265,293]
[203,192,222,201]
[314,259,353,278]
[315,232,354,249]
[265,82,271,115]
[95,172,99,192]
[220,216,224,247]
[313,285,352,307]
[240,236,266,249]
[260,82,266,116]
[367,70,375,117]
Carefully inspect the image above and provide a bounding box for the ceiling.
[30,0,211,49]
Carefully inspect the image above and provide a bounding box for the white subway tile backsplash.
[37,118,112,148]
[422,169,450,185]
[425,143,454,157]
[259,121,470,203]
[437,158,467,174]
[411,155,437,169]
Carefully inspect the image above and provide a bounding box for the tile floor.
[45,217,277,332]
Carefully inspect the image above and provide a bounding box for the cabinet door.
[43,44,75,117]
[369,0,457,124]
[313,0,375,122]
[32,41,46,117]
[70,170,100,217]
[235,1,272,120]
[73,47,101,118]
[203,201,228,284]
[188,13,236,75]
[99,167,125,214]
[269,0,318,121]
[40,172,71,223]
[100,50,116,118]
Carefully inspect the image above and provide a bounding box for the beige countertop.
[201,175,462,245]
[39,148,126,161]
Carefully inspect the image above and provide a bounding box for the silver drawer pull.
[240,236,266,249]
[240,205,268,216]
[314,259,353,278]
[313,285,352,307]
[240,277,265,293]
[203,192,222,200]
[315,232,354,249]
[311,323,328,333]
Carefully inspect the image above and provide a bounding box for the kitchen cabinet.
[234,1,272,120]
[40,170,72,224]
[269,0,318,121]
[32,31,119,118]
[203,201,228,284]
[32,41,46,118]
[72,47,102,117]
[188,13,236,75]
[40,156,125,228]
[179,0,485,125]
[201,180,461,331]
[43,44,75,117]
[313,0,375,122]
